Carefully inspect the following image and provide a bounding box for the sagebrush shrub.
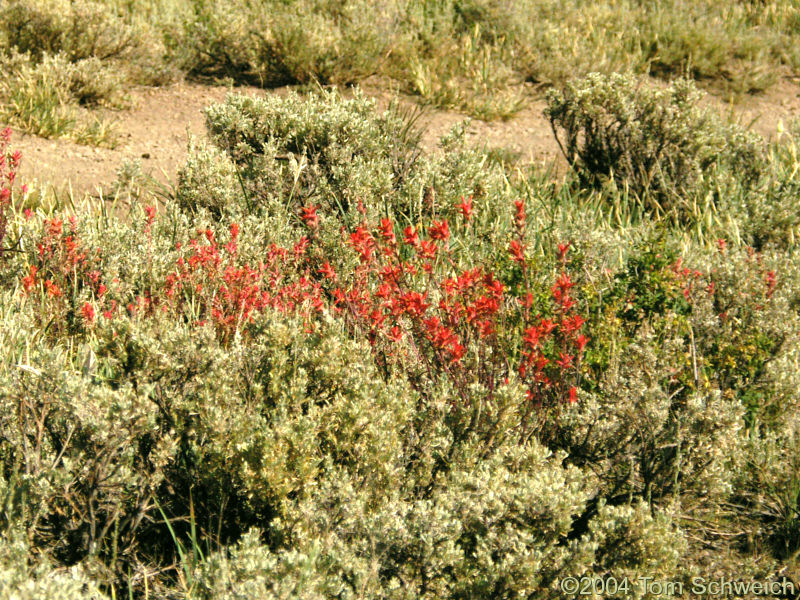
[201,90,505,226]
[729,120,800,250]
[0,51,121,145]
[176,139,240,217]
[177,0,397,87]
[0,0,167,84]
[545,73,766,219]
[0,526,108,600]
[203,90,419,218]
[1,0,133,62]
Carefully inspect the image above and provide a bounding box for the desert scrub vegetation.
[545,74,800,248]
[0,0,174,145]
[2,75,800,598]
[3,0,800,138]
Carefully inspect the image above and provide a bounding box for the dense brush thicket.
[1,76,800,598]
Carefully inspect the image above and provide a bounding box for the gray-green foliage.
[187,441,689,600]
[0,50,124,109]
[730,121,800,250]
[0,0,171,85]
[1,0,135,63]
[0,289,703,597]
[3,82,800,597]
[0,51,120,145]
[545,73,766,220]
[177,0,397,87]
[0,527,108,600]
[176,139,240,216]
[200,89,507,225]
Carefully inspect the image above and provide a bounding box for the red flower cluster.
[0,128,23,252]
[300,205,319,229]
[290,203,590,414]
[456,195,473,222]
[518,247,587,406]
[21,216,107,331]
[18,199,592,418]
[162,223,325,341]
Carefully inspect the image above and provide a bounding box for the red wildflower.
[44,280,61,298]
[765,270,777,298]
[533,354,549,372]
[456,195,473,221]
[398,291,428,316]
[378,264,402,281]
[574,334,589,353]
[513,199,525,232]
[554,272,574,294]
[378,218,395,244]
[103,301,117,320]
[318,261,336,281]
[508,240,525,264]
[144,205,156,229]
[349,226,374,262]
[557,242,570,261]
[567,386,577,404]
[423,316,441,331]
[518,292,533,310]
[402,226,418,247]
[80,302,95,324]
[417,239,437,259]
[523,326,540,349]
[386,325,403,343]
[21,265,37,293]
[448,342,465,364]
[368,308,385,329]
[474,319,494,337]
[484,275,504,299]
[429,220,450,241]
[47,218,62,237]
[300,205,319,229]
[293,236,309,258]
[538,318,556,336]
[555,353,574,370]
[560,314,585,335]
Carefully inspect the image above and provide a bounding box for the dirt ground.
[7,77,800,199]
